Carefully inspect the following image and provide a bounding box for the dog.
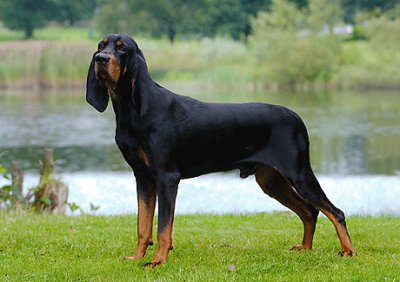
[86,34,356,268]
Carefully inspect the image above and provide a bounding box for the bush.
[250,1,341,89]
[350,25,369,41]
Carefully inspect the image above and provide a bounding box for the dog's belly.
[172,103,305,179]
[175,131,266,179]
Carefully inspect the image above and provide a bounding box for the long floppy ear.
[131,46,149,118]
[86,54,109,112]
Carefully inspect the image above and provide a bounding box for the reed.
[0,27,399,90]
[0,41,92,89]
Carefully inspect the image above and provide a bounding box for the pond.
[0,88,399,215]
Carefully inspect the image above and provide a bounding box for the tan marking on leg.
[321,208,356,256]
[145,225,174,268]
[125,189,156,261]
[135,148,150,167]
[256,166,317,251]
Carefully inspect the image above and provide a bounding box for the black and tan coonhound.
[86,34,355,268]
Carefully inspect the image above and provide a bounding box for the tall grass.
[334,41,400,90]
[0,41,92,89]
[0,26,399,90]
[0,36,252,90]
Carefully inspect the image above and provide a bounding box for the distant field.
[0,26,100,42]
[0,27,251,89]
[0,212,399,281]
[0,26,399,90]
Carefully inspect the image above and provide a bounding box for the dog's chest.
[115,127,151,169]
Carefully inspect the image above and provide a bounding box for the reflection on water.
[1,89,399,175]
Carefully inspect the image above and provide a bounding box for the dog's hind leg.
[255,166,319,251]
[290,168,356,256]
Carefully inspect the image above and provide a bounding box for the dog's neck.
[111,64,156,132]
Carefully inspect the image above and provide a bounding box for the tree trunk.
[40,148,54,184]
[25,26,34,39]
[11,161,23,202]
[34,148,68,214]
[168,27,176,45]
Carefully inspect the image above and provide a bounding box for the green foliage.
[94,0,271,42]
[94,1,131,36]
[0,0,97,39]
[54,0,97,25]
[307,0,342,33]
[0,0,57,38]
[204,0,271,40]
[0,40,92,88]
[89,202,100,213]
[0,165,21,209]
[349,25,369,41]
[342,0,400,23]
[0,212,399,280]
[250,0,341,89]
[95,0,204,43]
[334,13,400,90]
[366,13,400,50]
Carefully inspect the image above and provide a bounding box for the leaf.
[68,202,80,212]
[0,165,7,174]
[0,185,13,193]
[90,202,100,212]
[39,196,52,205]
[0,165,9,179]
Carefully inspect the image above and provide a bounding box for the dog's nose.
[95,53,110,64]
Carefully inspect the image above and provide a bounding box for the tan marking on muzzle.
[107,54,121,83]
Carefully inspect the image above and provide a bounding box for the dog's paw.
[122,255,142,261]
[338,249,356,257]
[144,261,163,269]
[290,244,311,251]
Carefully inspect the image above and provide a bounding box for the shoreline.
[6,172,399,216]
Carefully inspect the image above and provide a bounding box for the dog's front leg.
[145,172,179,268]
[125,176,156,260]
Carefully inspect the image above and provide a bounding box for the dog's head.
[86,34,143,112]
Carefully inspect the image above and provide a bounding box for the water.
[1,89,399,215]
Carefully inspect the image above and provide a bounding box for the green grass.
[1,212,399,281]
[0,26,100,43]
[34,26,101,43]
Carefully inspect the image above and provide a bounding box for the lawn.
[1,212,399,281]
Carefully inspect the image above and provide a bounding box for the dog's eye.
[116,45,126,52]
[98,42,105,51]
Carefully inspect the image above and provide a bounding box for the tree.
[54,0,97,25]
[205,0,271,40]
[129,0,209,43]
[250,0,341,88]
[95,0,205,43]
[94,0,272,42]
[342,0,400,23]
[94,1,132,36]
[0,0,57,38]
[307,0,342,34]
